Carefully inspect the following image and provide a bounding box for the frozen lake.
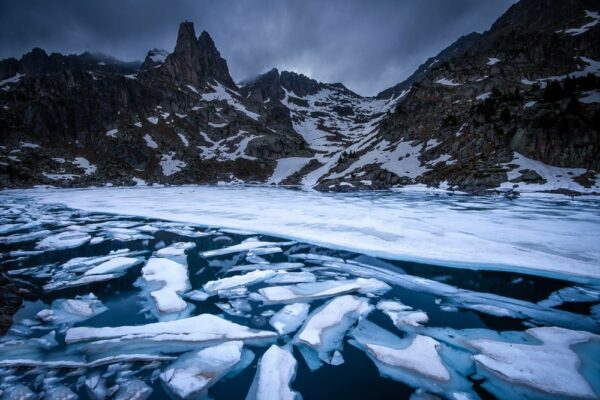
[0,186,598,399]
[11,185,600,282]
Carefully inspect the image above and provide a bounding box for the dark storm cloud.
[0,0,517,95]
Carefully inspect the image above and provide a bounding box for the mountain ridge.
[1,0,599,195]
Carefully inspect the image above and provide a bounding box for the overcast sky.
[0,0,517,96]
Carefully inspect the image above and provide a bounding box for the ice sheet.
[12,186,600,282]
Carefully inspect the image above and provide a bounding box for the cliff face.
[1,0,599,194]
[0,22,312,188]
[315,0,600,193]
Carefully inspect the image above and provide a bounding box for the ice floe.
[259,278,390,304]
[295,295,371,364]
[468,327,599,399]
[65,314,277,346]
[36,294,107,328]
[36,231,91,250]
[246,345,299,400]
[139,257,190,316]
[350,320,472,396]
[202,239,287,257]
[269,303,310,335]
[160,341,247,399]
[204,270,277,295]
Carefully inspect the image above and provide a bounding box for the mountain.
[1,0,599,195]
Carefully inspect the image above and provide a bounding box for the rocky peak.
[376,32,482,100]
[486,0,592,36]
[279,70,321,97]
[157,22,236,88]
[239,68,285,102]
[197,30,236,87]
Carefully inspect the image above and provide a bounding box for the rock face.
[148,22,236,88]
[1,0,599,194]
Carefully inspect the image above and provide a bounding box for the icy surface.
[247,345,299,400]
[36,231,91,250]
[469,327,599,399]
[295,295,371,363]
[259,278,390,303]
[65,314,277,344]
[269,303,310,335]
[204,270,276,294]
[15,186,600,282]
[365,336,450,381]
[0,193,599,399]
[160,341,244,399]
[140,257,190,314]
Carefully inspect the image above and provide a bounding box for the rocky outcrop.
[146,22,236,88]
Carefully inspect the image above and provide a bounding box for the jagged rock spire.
[159,21,236,88]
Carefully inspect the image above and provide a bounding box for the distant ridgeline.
[1,0,599,195]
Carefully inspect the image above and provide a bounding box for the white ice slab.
[246,345,299,400]
[65,314,277,344]
[469,327,599,399]
[295,295,371,363]
[203,270,276,294]
[36,231,91,250]
[269,303,310,335]
[83,256,142,276]
[260,278,390,304]
[365,337,449,381]
[160,341,244,399]
[141,257,190,313]
[202,240,283,257]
